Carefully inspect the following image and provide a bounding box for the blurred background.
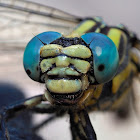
[0,0,140,140]
[34,0,140,35]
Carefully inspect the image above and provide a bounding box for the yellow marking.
[62,45,91,58]
[40,56,90,74]
[107,28,128,65]
[40,59,55,73]
[101,24,106,28]
[79,84,103,106]
[44,90,55,104]
[92,84,103,99]
[67,20,96,37]
[84,98,97,107]
[131,62,138,75]
[24,96,42,108]
[107,28,122,49]
[47,67,80,76]
[94,28,100,33]
[55,56,70,67]
[65,68,80,76]
[112,63,132,94]
[71,59,90,73]
[40,44,91,58]
[81,74,89,91]
[40,44,62,57]
[79,85,96,105]
[46,79,82,93]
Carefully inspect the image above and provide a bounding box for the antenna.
[32,33,46,45]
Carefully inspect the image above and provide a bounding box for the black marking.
[8,105,27,114]
[96,71,133,111]
[87,22,102,33]
[69,64,80,72]
[130,33,140,47]
[99,81,113,99]
[116,41,130,75]
[88,71,99,85]
[48,89,82,101]
[131,59,140,72]
[116,106,130,119]
[74,37,81,44]
[6,104,27,120]
[48,75,81,80]
[40,37,92,66]
[78,109,97,140]
[36,66,39,71]
[26,69,31,75]
[100,26,110,35]
[50,90,81,96]
[103,27,130,75]
[98,64,105,71]
[118,35,125,60]
[69,110,87,139]
[51,37,86,47]
[109,26,131,39]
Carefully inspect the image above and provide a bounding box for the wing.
[0,0,82,84]
[0,0,82,49]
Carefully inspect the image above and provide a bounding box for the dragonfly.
[0,0,140,140]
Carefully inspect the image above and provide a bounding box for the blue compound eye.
[23,31,62,82]
[81,33,119,84]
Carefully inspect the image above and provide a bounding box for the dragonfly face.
[23,31,119,105]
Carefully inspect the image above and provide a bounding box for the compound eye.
[81,33,119,84]
[23,31,62,82]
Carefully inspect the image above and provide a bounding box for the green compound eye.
[81,33,119,84]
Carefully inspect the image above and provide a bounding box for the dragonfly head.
[23,32,119,105]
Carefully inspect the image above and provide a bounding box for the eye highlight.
[81,32,119,84]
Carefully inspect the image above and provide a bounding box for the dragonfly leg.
[69,109,97,140]
[0,94,44,140]
[31,103,62,114]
